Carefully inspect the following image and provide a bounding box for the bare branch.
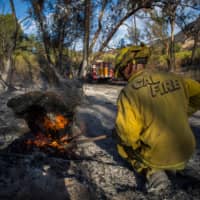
[89,0,108,52]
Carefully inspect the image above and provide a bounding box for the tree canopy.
[0,0,199,89]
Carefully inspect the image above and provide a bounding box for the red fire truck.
[87,60,114,82]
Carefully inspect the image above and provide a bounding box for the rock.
[6,80,84,139]
[7,91,71,117]
[63,178,93,200]
[7,79,83,118]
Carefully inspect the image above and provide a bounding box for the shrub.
[176,50,191,66]
[192,47,200,65]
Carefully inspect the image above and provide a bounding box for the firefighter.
[114,44,200,194]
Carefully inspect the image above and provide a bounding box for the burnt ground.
[0,83,200,200]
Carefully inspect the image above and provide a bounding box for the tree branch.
[89,0,108,52]
[98,7,141,52]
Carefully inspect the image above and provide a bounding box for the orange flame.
[43,114,70,131]
[26,133,70,151]
[26,133,51,147]
[26,114,71,151]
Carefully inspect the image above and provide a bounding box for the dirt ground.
[74,83,200,199]
[0,83,200,200]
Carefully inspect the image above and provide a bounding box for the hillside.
[175,16,200,50]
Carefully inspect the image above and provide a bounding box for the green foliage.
[176,50,191,59]
[0,14,23,57]
[148,53,168,69]
[174,43,182,53]
[176,50,191,66]
[15,53,38,72]
[192,47,200,64]
[17,35,38,53]
[13,52,41,84]
[148,47,195,70]
[100,53,116,63]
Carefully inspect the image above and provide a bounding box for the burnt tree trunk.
[79,0,91,79]
[32,1,60,86]
[169,17,176,71]
[1,0,19,90]
[191,32,199,65]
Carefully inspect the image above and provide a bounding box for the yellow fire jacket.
[115,69,200,169]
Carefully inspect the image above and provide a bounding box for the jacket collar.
[128,69,146,82]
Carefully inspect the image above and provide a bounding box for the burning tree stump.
[7,91,73,135]
[6,83,84,158]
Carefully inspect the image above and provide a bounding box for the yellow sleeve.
[184,78,200,97]
[115,89,143,150]
[117,144,128,159]
[184,78,200,115]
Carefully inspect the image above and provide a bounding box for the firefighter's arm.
[184,79,200,115]
[115,90,143,151]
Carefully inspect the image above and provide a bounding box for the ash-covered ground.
[77,84,200,200]
[0,83,200,200]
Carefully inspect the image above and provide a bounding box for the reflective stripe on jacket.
[115,69,200,169]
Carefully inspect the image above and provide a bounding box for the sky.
[0,0,132,40]
[0,0,37,34]
[1,0,28,19]
[0,0,199,49]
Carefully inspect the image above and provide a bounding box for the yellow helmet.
[115,44,150,76]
